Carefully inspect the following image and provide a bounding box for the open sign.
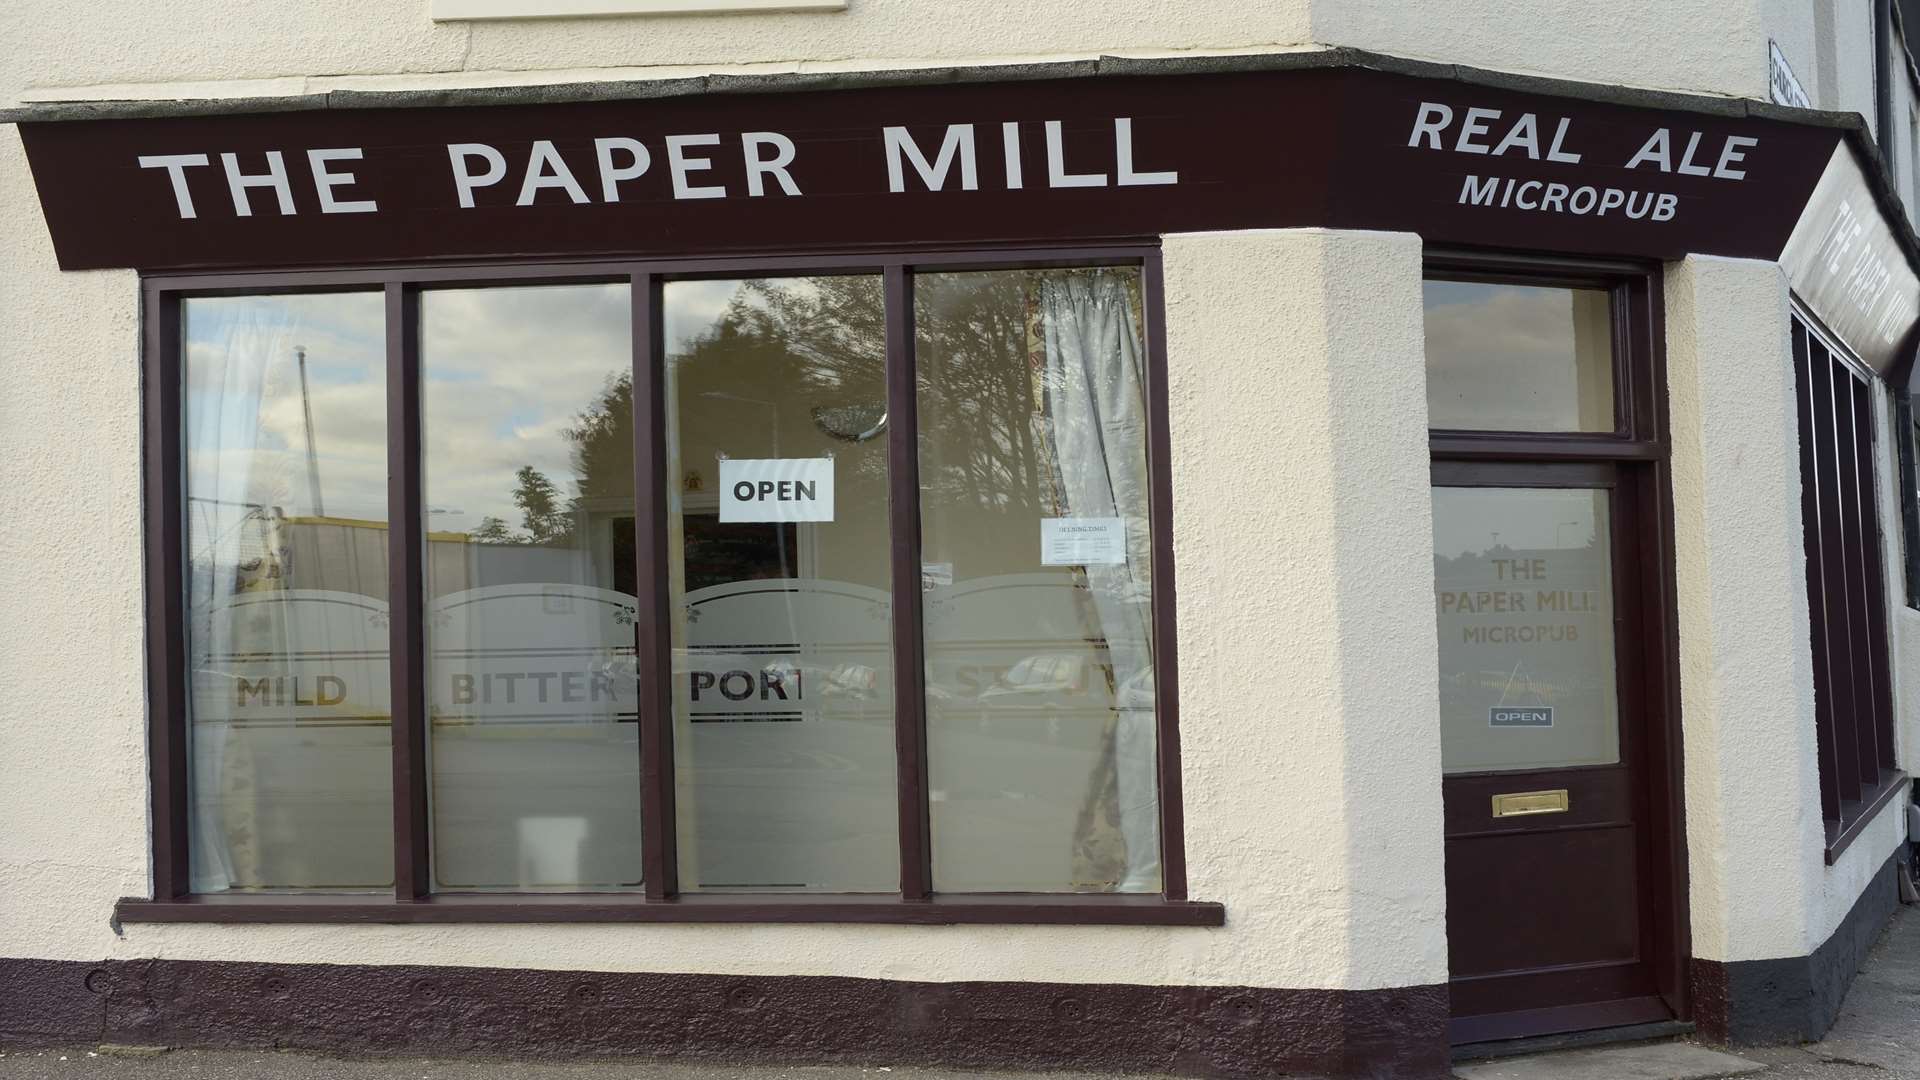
[719,457,835,523]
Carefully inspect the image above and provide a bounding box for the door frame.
[1426,250,1689,1044]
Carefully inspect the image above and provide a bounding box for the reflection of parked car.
[820,662,880,700]
[1114,666,1153,713]
[978,654,1101,710]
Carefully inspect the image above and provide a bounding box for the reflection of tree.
[469,373,630,546]
[512,465,573,544]
[470,516,513,544]
[466,271,1113,543]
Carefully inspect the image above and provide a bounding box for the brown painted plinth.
[1691,850,1904,1046]
[0,957,1449,1079]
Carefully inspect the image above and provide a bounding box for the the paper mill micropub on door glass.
[1432,486,1620,774]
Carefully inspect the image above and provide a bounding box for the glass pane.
[917,267,1161,893]
[1432,487,1619,774]
[422,284,641,891]
[664,276,898,892]
[1424,281,1615,432]
[183,292,392,892]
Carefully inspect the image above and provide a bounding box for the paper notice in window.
[1040,517,1127,566]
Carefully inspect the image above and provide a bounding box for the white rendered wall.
[0,222,1448,993]
[1667,254,1912,965]
[1667,254,1824,964]
[1161,228,1446,991]
[0,0,1851,110]
[0,133,152,947]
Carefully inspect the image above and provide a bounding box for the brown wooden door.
[1433,461,1672,1044]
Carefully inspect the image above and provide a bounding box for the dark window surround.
[1790,309,1908,864]
[1896,364,1920,610]
[1424,250,1692,1033]
[122,245,1219,927]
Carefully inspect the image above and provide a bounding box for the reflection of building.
[9,4,1920,1078]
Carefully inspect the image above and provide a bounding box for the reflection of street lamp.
[295,345,325,516]
[699,390,780,456]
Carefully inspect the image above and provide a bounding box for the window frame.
[125,245,1217,926]
[1423,250,1692,1023]
[1789,304,1909,863]
[1895,357,1920,610]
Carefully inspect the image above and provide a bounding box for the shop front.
[3,51,1916,1079]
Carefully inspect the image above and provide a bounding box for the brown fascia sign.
[9,54,1915,358]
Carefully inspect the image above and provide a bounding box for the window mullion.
[633,270,679,900]
[884,264,932,901]
[386,281,431,901]
[1142,256,1188,902]
[147,287,191,900]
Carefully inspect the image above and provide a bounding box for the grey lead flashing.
[0,45,1874,127]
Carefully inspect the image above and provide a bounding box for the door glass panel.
[1424,281,1615,432]
[183,292,392,892]
[422,283,642,891]
[916,267,1160,894]
[664,275,899,892]
[1433,487,1619,774]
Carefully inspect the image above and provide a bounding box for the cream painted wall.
[1667,254,1913,965]
[1760,1,1878,127]
[0,222,1448,993]
[1161,228,1446,992]
[1667,254,1825,964]
[0,133,152,943]
[0,0,1856,109]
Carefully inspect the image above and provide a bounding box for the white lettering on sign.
[131,117,1178,220]
[719,457,836,523]
[1040,517,1127,566]
[1781,144,1920,370]
[1458,175,1676,221]
[1407,99,1765,230]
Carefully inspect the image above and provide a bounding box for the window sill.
[429,0,845,20]
[1824,769,1909,866]
[114,893,1226,927]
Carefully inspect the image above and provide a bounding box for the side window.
[1790,314,1900,838]
[1899,369,1920,609]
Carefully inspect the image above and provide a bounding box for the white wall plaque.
[1040,517,1127,566]
[1769,40,1812,109]
[719,457,835,522]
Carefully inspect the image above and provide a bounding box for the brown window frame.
[1423,249,1692,1028]
[121,245,1218,927]
[1790,308,1908,863]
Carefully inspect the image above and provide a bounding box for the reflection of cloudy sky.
[663,279,739,355]
[1432,487,1603,559]
[182,280,781,546]
[184,293,387,564]
[1423,281,1604,431]
[421,283,633,530]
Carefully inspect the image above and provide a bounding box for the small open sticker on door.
[1490,707,1554,727]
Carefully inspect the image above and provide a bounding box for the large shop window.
[140,253,1209,924]
[1790,313,1903,856]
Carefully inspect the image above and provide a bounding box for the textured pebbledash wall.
[1160,228,1447,993]
[1666,253,1913,970]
